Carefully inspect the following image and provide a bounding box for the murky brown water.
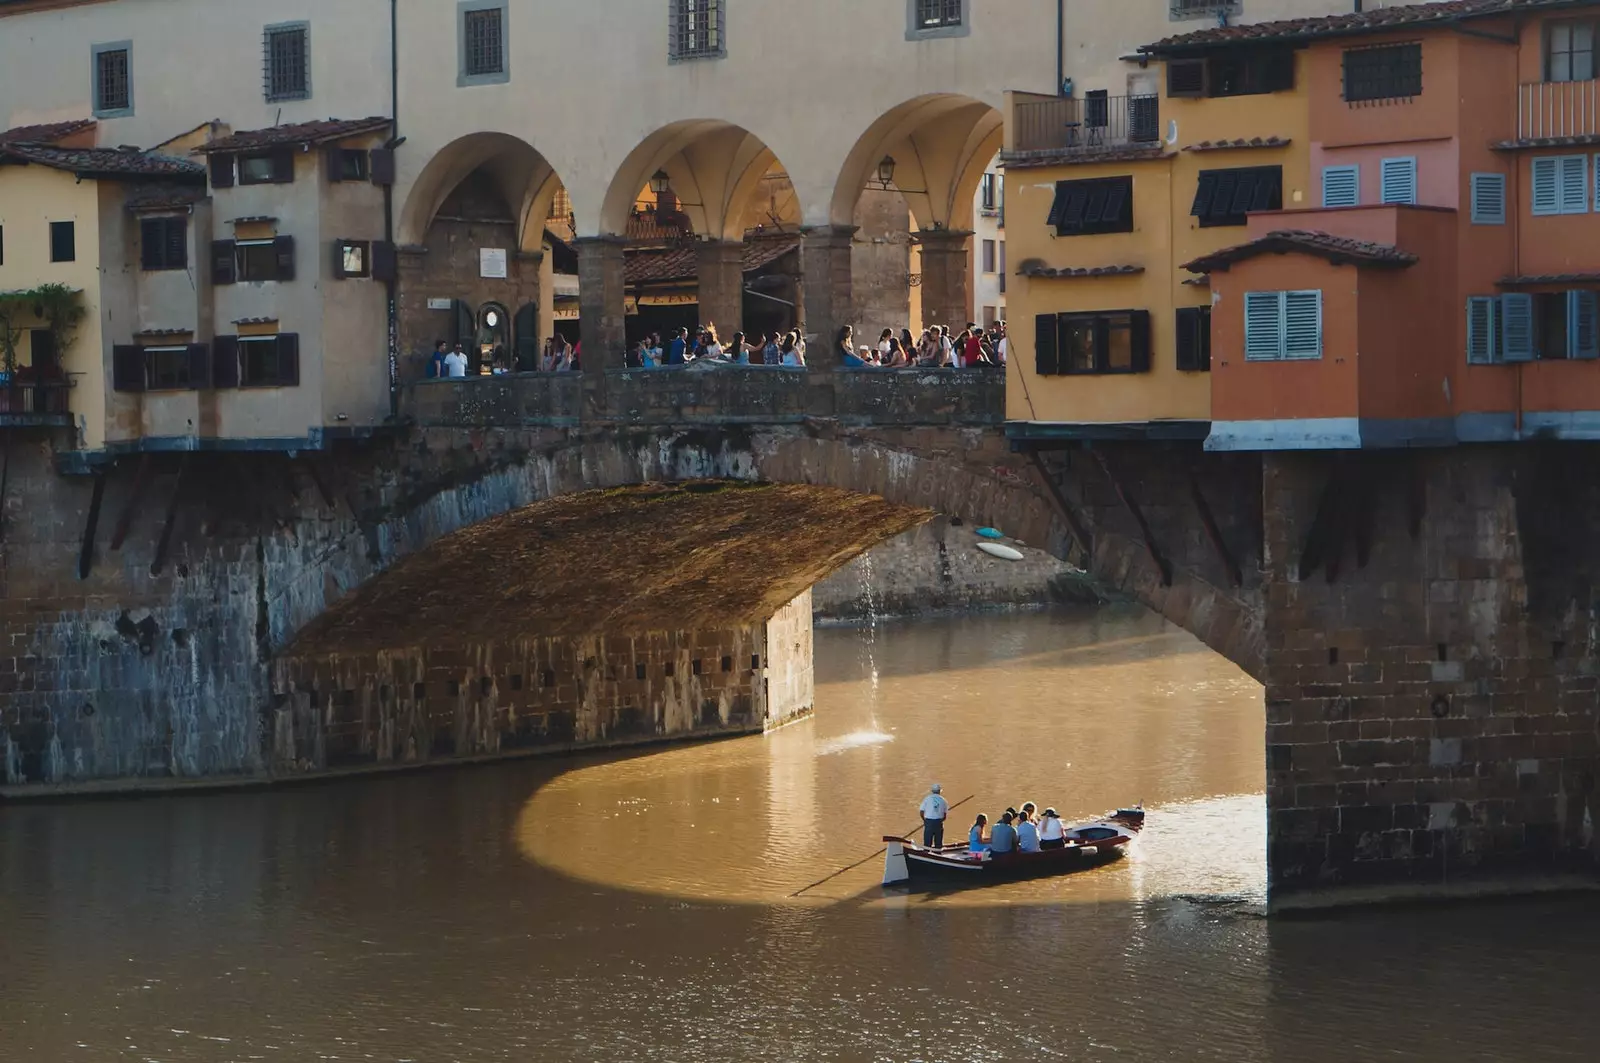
[3,607,1597,1062]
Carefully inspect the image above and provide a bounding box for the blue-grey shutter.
[1283,290,1323,360]
[1244,292,1284,361]
[1531,158,1560,215]
[1380,157,1418,205]
[1321,165,1359,208]
[1470,173,1506,225]
[1465,296,1498,364]
[1500,293,1535,362]
[1559,154,1588,213]
[1569,290,1599,359]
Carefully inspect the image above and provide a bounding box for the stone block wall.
[764,590,814,728]
[1262,448,1600,898]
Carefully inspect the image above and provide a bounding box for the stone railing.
[401,365,1005,429]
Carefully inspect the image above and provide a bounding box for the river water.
[2,607,1597,1062]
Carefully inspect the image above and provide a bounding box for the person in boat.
[1020,801,1037,825]
[968,813,989,853]
[1016,810,1042,853]
[918,783,949,848]
[1039,808,1067,850]
[988,811,1018,855]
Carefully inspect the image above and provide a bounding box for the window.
[1191,166,1281,227]
[144,347,193,390]
[1503,291,1600,361]
[328,148,369,182]
[459,1,509,84]
[1466,296,1500,364]
[1171,0,1240,18]
[49,221,75,263]
[1321,165,1360,208]
[1471,173,1507,225]
[1531,155,1588,215]
[238,148,294,185]
[333,239,371,279]
[1546,20,1597,83]
[263,22,309,102]
[92,42,132,117]
[916,0,962,28]
[1343,43,1423,103]
[238,334,300,387]
[140,216,187,271]
[1169,49,1295,99]
[981,240,997,273]
[672,0,726,60]
[1244,290,1322,361]
[1033,310,1151,376]
[1380,156,1418,205]
[1176,306,1212,371]
[1046,176,1133,236]
[999,242,1006,293]
[980,172,1001,214]
[223,236,296,284]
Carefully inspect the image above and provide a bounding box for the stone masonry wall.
[1263,448,1600,899]
[763,590,814,728]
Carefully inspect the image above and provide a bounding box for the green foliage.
[0,284,85,372]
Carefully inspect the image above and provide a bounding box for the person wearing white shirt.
[1039,808,1066,850]
[918,783,950,848]
[443,346,469,379]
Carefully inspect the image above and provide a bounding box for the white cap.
[931,783,942,793]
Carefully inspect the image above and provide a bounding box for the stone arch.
[397,131,571,253]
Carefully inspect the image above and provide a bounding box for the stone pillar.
[799,226,856,415]
[696,240,745,339]
[576,236,626,418]
[916,229,975,334]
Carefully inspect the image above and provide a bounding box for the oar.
[788,794,974,898]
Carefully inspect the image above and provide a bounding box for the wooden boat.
[882,808,1145,886]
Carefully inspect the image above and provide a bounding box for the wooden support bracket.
[1190,473,1243,588]
[1025,447,1094,560]
[109,454,153,552]
[77,472,107,580]
[304,457,337,511]
[1093,447,1172,587]
[150,457,187,577]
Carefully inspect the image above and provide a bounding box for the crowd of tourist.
[631,326,809,368]
[837,321,1006,369]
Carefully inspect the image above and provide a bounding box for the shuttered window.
[1033,310,1151,375]
[1570,290,1599,359]
[1046,176,1134,236]
[1321,165,1360,208]
[1500,293,1535,361]
[1466,296,1499,364]
[1034,313,1059,376]
[1343,42,1422,102]
[139,216,187,271]
[1175,306,1212,371]
[1380,156,1418,205]
[1191,166,1282,227]
[1470,173,1506,225]
[1243,290,1323,361]
[239,334,300,387]
[1531,155,1588,215]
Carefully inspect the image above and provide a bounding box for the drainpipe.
[384,0,400,419]
[1056,0,1064,95]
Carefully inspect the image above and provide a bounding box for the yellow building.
[1004,37,1314,439]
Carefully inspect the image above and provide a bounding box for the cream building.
[0,0,1436,455]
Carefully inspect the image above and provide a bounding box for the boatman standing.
[919,783,949,848]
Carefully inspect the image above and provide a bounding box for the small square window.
[50,221,75,263]
[264,23,310,102]
[333,149,369,182]
[140,216,188,271]
[237,241,278,282]
[335,239,371,279]
[672,0,726,60]
[143,347,192,390]
[92,42,133,117]
[239,150,292,185]
[237,334,299,387]
[459,2,509,85]
[908,0,968,38]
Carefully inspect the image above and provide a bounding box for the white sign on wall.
[480,248,508,279]
[426,297,453,311]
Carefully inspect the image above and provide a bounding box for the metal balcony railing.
[0,379,74,424]
[1013,95,1162,154]
[1517,80,1600,141]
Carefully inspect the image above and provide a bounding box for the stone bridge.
[5,366,1600,908]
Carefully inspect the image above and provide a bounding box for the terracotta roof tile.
[1183,229,1418,273]
[0,143,204,180]
[195,117,391,154]
[1185,136,1292,153]
[124,183,208,212]
[1017,262,1145,279]
[626,237,800,286]
[1003,145,1168,170]
[1144,0,1573,53]
[1493,134,1600,151]
[1501,271,1600,285]
[0,118,95,146]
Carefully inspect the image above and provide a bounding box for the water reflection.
[2,608,1597,1062]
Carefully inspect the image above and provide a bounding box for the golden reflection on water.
[517,607,1266,908]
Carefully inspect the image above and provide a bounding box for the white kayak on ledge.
[977,541,1024,562]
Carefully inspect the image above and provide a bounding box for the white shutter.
[1466,296,1498,364]
[1500,293,1535,362]
[1532,158,1560,215]
[1283,291,1323,360]
[1380,157,1418,205]
[1321,165,1359,208]
[1559,154,1589,213]
[1470,173,1506,225]
[1244,292,1285,361]
[1569,290,1599,359]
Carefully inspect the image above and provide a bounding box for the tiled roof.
[1493,134,1600,151]
[1017,262,1145,279]
[1500,271,1600,285]
[124,183,208,212]
[0,118,95,145]
[1185,136,1292,153]
[0,143,205,180]
[625,237,800,286]
[1183,230,1418,273]
[1003,145,1168,170]
[195,117,391,153]
[1143,0,1574,53]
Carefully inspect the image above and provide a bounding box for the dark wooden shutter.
[1034,313,1059,376]
[273,235,296,281]
[211,239,237,285]
[324,146,346,182]
[140,218,161,271]
[186,343,211,389]
[167,217,188,269]
[212,336,239,388]
[1261,50,1296,93]
[369,147,395,186]
[1191,172,1218,219]
[209,153,234,189]
[1130,311,1152,373]
[276,333,300,386]
[1176,308,1204,371]
[112,345,145,392]
[1168,58,1206,98]
[271,147,296,183]
[372,240,398,282]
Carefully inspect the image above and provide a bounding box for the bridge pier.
[914,229,974,335]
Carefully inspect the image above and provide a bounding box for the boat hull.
[882,809,1144,887]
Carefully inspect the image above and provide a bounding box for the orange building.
[1151,0,1600,449]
